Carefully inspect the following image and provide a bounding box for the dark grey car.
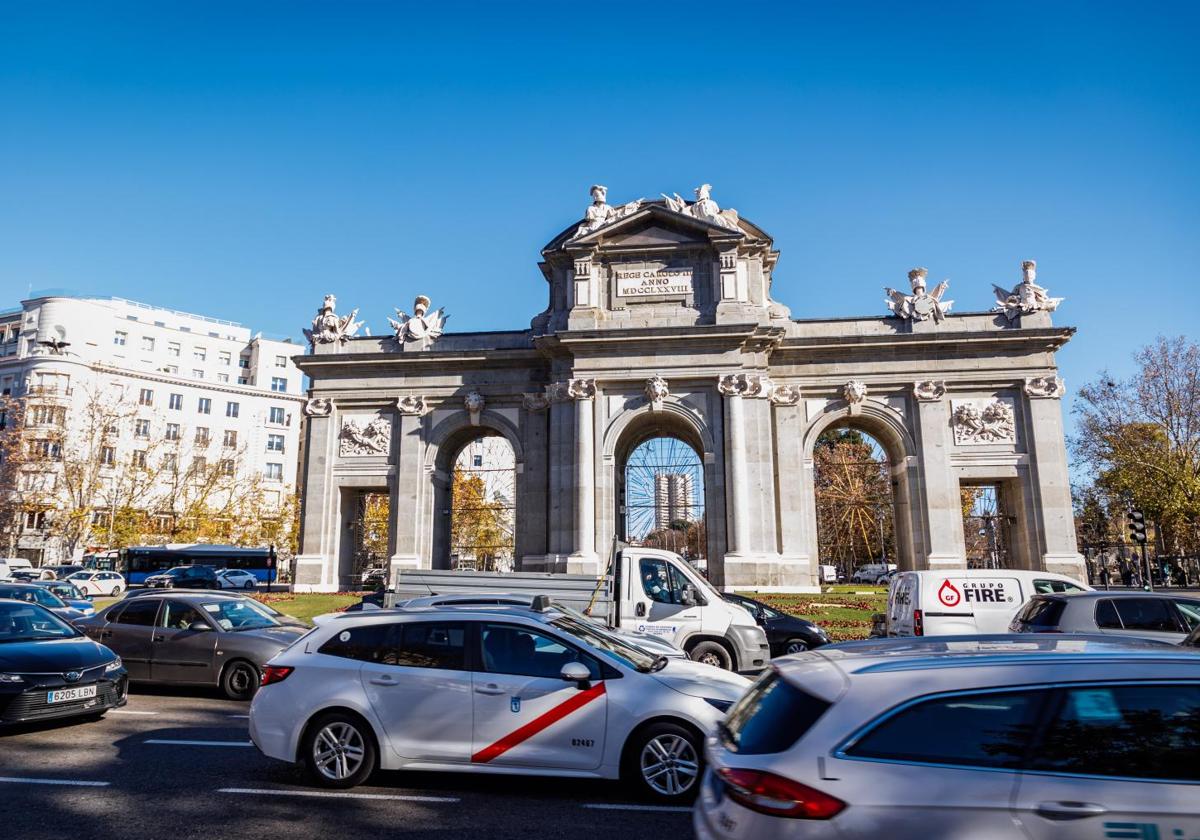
[1011,590,1200,644]
[75,593,307,700]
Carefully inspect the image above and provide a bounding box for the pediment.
[544,201,744,253]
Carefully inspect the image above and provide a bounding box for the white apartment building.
[0,295,304,563]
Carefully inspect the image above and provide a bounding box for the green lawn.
[89,592,365,626]
[743,587,888,641]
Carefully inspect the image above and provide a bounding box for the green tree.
[1072,336,1200,555]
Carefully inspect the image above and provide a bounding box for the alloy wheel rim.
[230,665,256,694]
[640,734,699,796]
[313,722,366,780]
[786,641,808,654]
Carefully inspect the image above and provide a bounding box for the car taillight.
[717,767,846,819]
[913,609,924,636]
[260,665,293,686]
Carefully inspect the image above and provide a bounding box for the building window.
[191,369,204,379]
[190,456,207,477]
[270,377,287,392]
[220,458,235,476]
[217,373,229,383]
[23,511,47,531]
[237,377,248,385]
[168,342,180,357]
[268,406,286,424]
[139,388,154,406]
[133,450,147,468]
[195,427,210,445]
[266,434,285,453]
[222,430,238,448]
[114,331,127,346]
[163,453,177,471]
[264,462,283,481]
[275,355,287,367]
[226,401,239,418]
[100,446,115,466]
[166,365,179,375]
[198,397,211,415]
[141,336,155,351]
[29,405,66,426]
[169,393,183,410]
[193,346,207,361]
[238,356,250,369]
[219,351,232,366]
[165,423,180,441]
[135,419,151,438]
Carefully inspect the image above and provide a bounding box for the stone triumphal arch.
[292,185,1082,592]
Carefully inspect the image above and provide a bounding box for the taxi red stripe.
[471,681,606,764]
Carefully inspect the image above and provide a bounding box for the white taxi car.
[250,600,750,801]
[695,635,1200,839]
[66,570,127,597]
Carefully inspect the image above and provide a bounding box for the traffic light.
[1128,509,1147,544]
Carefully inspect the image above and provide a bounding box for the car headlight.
[0,673,24,684]
[104,657,123,674]
[704,697,734,713]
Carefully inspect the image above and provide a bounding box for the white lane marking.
[582,803,692,813]
[109,709,159,716]
[144,739,254,747]
[218,787,459,803]
[0,776,110,787]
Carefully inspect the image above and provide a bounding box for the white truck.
[386,546,770,673]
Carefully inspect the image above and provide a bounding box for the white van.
[0,557,32,581]
[819,564,839,584]
[887,569,1091,636]
[851,563,897,584]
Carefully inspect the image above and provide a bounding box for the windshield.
[0,586,65,609]
[0,601,79,642]
[549,614,658,672]
[198,599,280,631]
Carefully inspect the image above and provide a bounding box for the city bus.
[108,544,277,585]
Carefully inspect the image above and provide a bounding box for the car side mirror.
[681,586,696,607]
[560,661,592,689]
[188,622,212,632]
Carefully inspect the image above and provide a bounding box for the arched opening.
[620,434,707,572]
[447,433,516,571]
[338,488,390,589]
[813,427,897,581]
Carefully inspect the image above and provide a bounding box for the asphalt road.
[0,688,692,840]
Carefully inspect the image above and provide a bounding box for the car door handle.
[153,635,166,642]
[1035,801,1108,820]
[475,684,505,696]
[368,676,398,686]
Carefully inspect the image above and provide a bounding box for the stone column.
[1024,377,1086,580]
[294,398,338,592]
[913,385,967,571]
[719,374,751,557]
[567,378,599,574]
[389,396,428,578]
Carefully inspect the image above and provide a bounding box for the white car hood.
[650,657,751,701]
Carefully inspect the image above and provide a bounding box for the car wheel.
[624,722,702,802]
[303,712,377,789]
[110,586,121,597]
[784,638,809,655]
[688,640,732,670]
[220,660,261,701]
[243,579,255,590]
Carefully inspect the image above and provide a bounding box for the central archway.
[813,427,896,581]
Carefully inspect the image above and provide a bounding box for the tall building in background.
[0,295,304,563]
[654,473,694,531]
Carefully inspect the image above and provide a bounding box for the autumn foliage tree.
[450,468,513,571]
[1072,336,1200,555]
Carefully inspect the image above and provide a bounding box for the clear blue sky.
[2,1,1197,427]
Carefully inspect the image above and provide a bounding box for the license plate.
[47,685,98,704]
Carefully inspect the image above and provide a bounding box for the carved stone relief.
[339,415,391,456]
[388,296,448,344]
[1024,376,1065,399]
[843,380,869,413]
[913,380,947,402]
[644,376,669,411]
[768,384,802,406]
[992,260,1063,323]
[304,397,333,417]
[464,391,485,425]
[951,399,1016,445]
[567,378,596,400]
[304,294,362,346]
[396,395,428,415]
